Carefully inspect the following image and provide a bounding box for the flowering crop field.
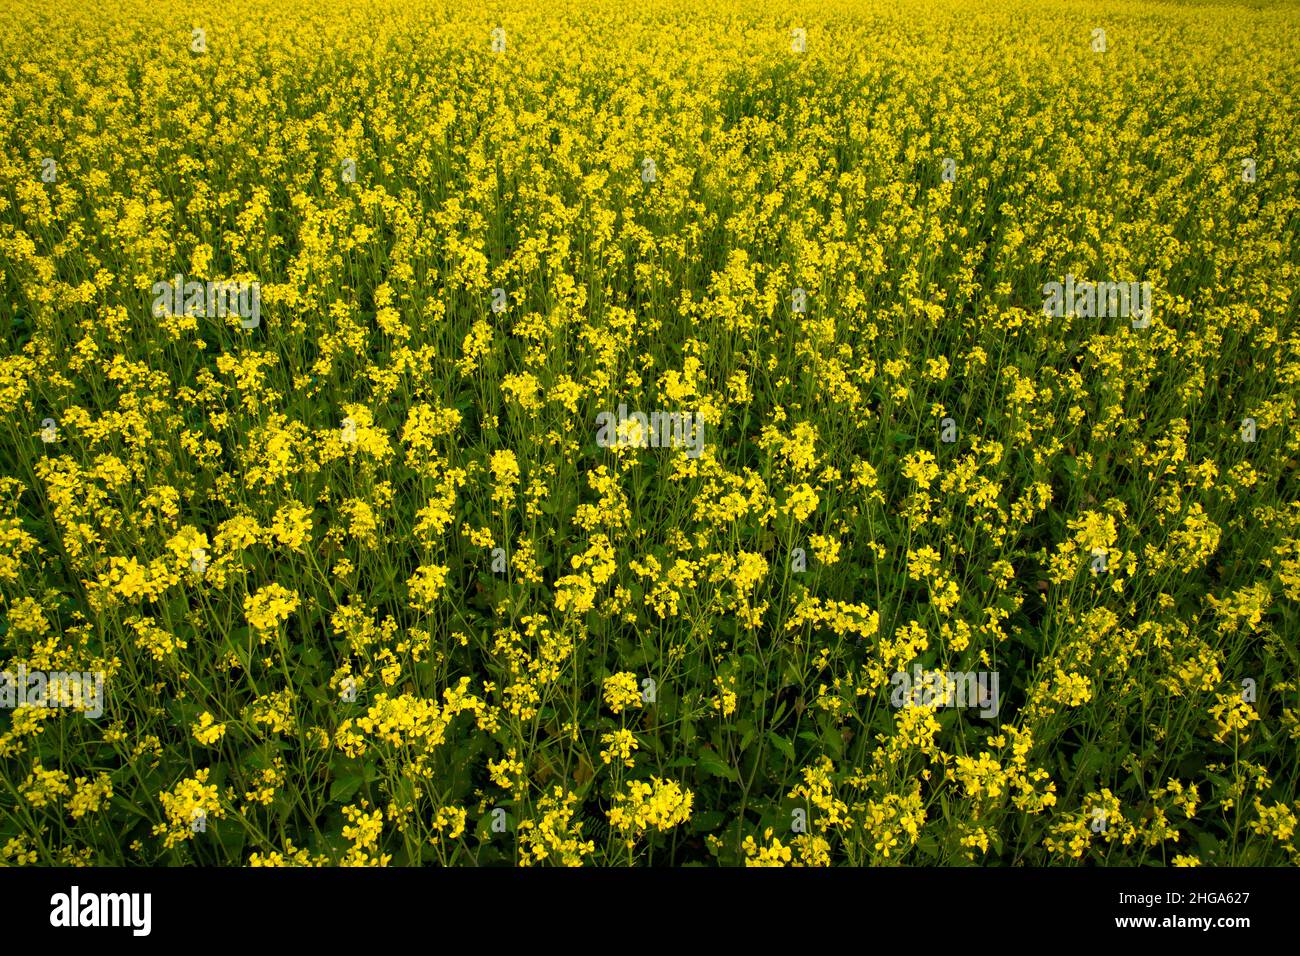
[1,0,1298,868]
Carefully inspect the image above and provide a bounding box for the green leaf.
[767,730,796,763]
[690,810,727,833]
[696,748,737,782]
